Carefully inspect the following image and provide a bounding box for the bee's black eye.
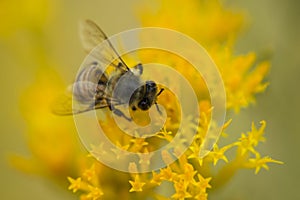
[146,81,156,87]
[138,99,150,110]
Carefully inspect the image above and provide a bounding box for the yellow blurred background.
[0,0,299,199]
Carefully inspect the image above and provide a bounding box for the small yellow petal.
[129,175,146,192]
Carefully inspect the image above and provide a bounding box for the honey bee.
[52,20,164,120]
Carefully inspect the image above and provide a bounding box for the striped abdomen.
[73,63,108,104]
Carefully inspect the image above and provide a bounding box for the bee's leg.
[108,104,132,121]
[133,63,143,75]
[155,102,163,115]
[154,88,164,115]
[117,62,123,70]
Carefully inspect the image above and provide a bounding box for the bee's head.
[145,80,157,94]
[137,81,158,111]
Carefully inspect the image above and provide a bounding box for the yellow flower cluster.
[67,108,281,199]
[68,164,104,200]
[212,50,270,112]
[66,1,281,199]
[139,0,269,112]
[7,0,282,200]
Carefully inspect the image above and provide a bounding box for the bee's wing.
[79,19,129,73]
[51,92,102,115]
[51,82,124,116]
[51,92,124,116]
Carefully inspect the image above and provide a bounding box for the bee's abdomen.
[73,63,108,103]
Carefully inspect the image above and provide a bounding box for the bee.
[52,20,164,120]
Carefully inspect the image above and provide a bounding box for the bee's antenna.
[95,26,130,71]
[157,88,164,97]
[106,38,131,71]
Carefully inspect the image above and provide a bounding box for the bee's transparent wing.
[51,81,124,116]
[79,19,108,53]
[51,20,131,116]
[51,93,98,115]
[79,19,129,72]
[51,89,108,116]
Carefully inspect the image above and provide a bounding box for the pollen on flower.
[90,143,107,158]
[129,175,146,192]
[128,162,138,173]
[209,145,231,166]
[160,166,176,181]
[67,163,105,199]
[138,149,152,167]
[86,185,103,200]
[171,179,192,200]
[130,137,149,152]
[110,142,130,160]
[68,177,83,193]
[196,174,212,192]
[151,171,163,185]
[155,127,173,142]
[236,121,267,155]
[247,155,283,174]
[180,163,197,183]
[83,164,96,181]
[194,191,208,200]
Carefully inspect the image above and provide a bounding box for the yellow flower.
[83,164,96,182]
[138,0,269,113]
[68,177,83,193]
[151,171,163,185]
[67,164,104,199]
[213,50,270,112]
[194,191,208,200]
[138,0,244,46]
[209,144,230,166]
[85,185,104,200]
[236,121,267,155]
[171,179,192,200]
[246,155,284,174]
[180,163,197,183]
[63,0,281,199]
[10,0,282,200]
[160,166,176,181]
[129,175,146,192]
[196,174,212,192]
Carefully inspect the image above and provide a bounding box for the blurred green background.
[1,0,299,199]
